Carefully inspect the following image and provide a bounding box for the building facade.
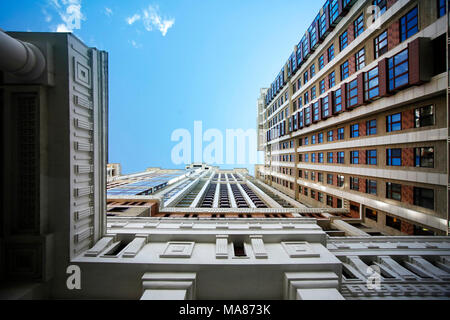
[257,0,449,237]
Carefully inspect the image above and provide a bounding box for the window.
[328,44,335,61]
[304,187,308,196]
[311,135,316,144]
[304,137,309,145]
[387,148,402,166]
[333,89,343,114]
[327,152,334,164]
[309,23,318,49]
[388,49,409,90]
[350,124,359,138]
[367,150,377,165]
[346,79,358,107]
[365,208,378,221]
[318,192,323,202]
[311,153,316,163]
[311,86,316,100]
[354,14,364,38]
[414,187,434,210]
[318,133,324,143]
[329,71,336,88]
[319,55,325,70]
[318,152,324,163]
[355,48,365,71]
[327,131,334,142]
[233,241,247,257]
[327,195,333,206]
[386,215,401,230]
[438,0,446,18]
[373,0,387,15]
[386,182,402,201]
[311,190,316,199]
[321,96,329,118]
[415,105,435,128]
[337,128,344,140]
[319,80,325,94]
[304,154,309,162]
[337,175,344,187]
[374,30,388,58]
[304,71,309,84]
[386,113,402,132]
[340,31,348,51]
[341,60,349,80]
[350,177,359,191]
[415,147,434,168]
[366,180,377,195]
[364,67,379,100]
[350,151,359,164]
[304,92,309,104]
[310,64,316,78]
[400,7,418,42]
[337,152,345,164]
[327,174,333,185]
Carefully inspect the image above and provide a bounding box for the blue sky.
[0,0,323,175]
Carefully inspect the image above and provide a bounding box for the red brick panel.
[356,73,364,106]
[359,179,367,193]
[332,197,338,208]
[378,58,389,96]
[408,38,421,86]
[349,54,356,76]
[402,109,415,130]
[402,148,415,167]
[348,23,355,43]
[333,130,338,141]
[349,202,360,218]
[360,149,367,164]
[401,220,415,235]
[341,83,347,110]
[323,50,329,66]
[328,91,335,115]
[360,121,367,137]
[387,0,398,9]
[402,185,414,205]
[333,174,338,185]
[388,21,400,50]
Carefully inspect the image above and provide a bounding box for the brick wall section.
[359,121,367,136]
[333,174,338,186]
[333,130,338,141]
[349,54,356,76]
[401,220,415,235]
[356,73,364,106]
[402,185,414,205]
[347,23,355,43]
[402,148,415,167]
[408,38,421,86]
[359,178,367,194]
[332,197,338,208]
[402,109,415,129]
[378,58,389,96]
[387,0,398,9]
[360,149,367,164]
[388,20,400,50]
[341,83,347,110]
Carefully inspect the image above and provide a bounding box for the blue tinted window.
[400,7,418,42]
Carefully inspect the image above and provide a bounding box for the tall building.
[257,0,449,237]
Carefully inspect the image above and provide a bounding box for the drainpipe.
[0,30,46,80]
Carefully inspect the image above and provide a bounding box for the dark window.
[386,183,402,201]
[438,0,446,18]
[337,152,345,164]
[354,14,364,38]
[340,31,348,51]
[337,128,344,140]
[367,150,377,165]
[414,187,434,210]
[346,79,358,107]
[387,148,402,166]
[322,96,330,118]
[311,153,316,163]
[304,71,309,83]
[415,147,434,168]
[309,23,318,48]
[312,135,316,144]
[319,79,325,94]
[305,107,311,125]
[233,241,247,257]
[329,0,339,24]
[318,132,324,143]
[415,105,435,128]
[329,71,336,88]
[366,180,377,195]
[350,124,359,138]
[337,198,343,208]
[327,152,333,163]
[341,60,349,80]
[304,92,309,104]
[374,30,388,58]
[310,64,316,78]
[350,151,359,164]
[318,192,323,202]
[328,44,335,61]
[364,66,379,100]
[327,174,333,185]
[355,48,366,71]
[388,49,409,90]
[337,175,344,187]
[386,215,402,230]
[400,7,418,42]
[311,86,316,100]
[318,152,324,163]
[319,55,325,70]
[326,195,333,206]
[373,0,387,15]
[365,208,378,221]
[350,177,360,190]
[386,113,402,132]
[367,119,377,135]
[311,190,316,199]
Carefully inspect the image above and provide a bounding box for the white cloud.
[43,9,52,22]
[127,5,175,36]
[126,14,141,25]
[105,7,113,16]
[49,0,85,32]
[130,40,142,49]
